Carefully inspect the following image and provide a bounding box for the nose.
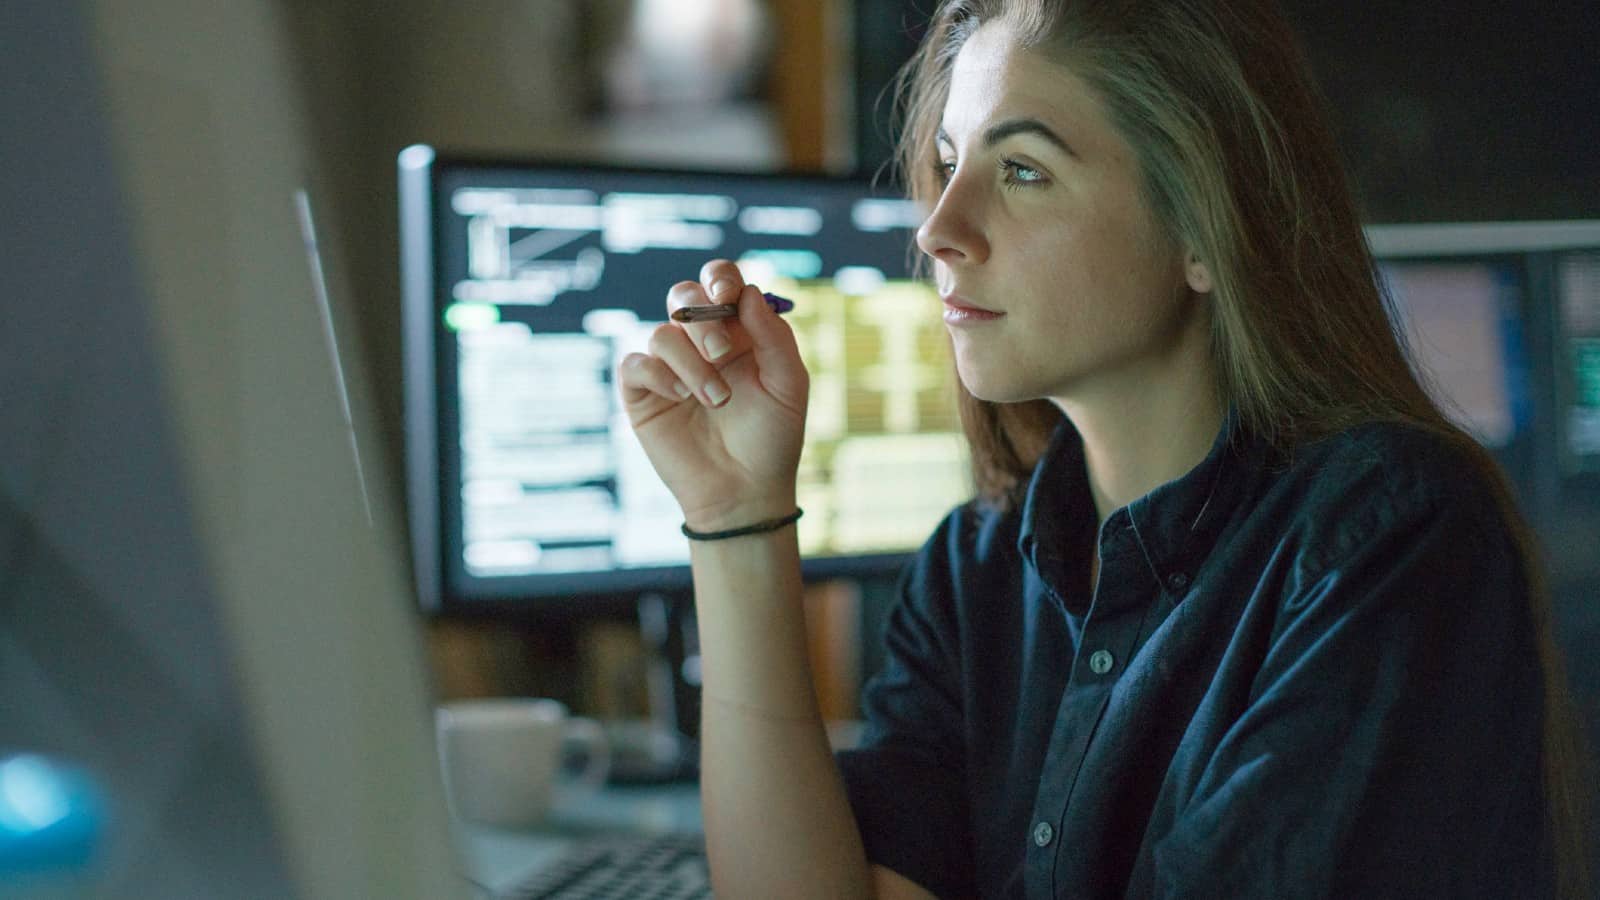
[914,171,990,267]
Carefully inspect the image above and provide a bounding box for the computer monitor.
[1368,222,1600,483]
[1375,255,1531,450]
[1555,249,1600,476]
[400,151,968,611]
[3,2,461,895]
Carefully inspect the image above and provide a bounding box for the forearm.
[690,528,873,899]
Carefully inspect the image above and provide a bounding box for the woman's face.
[917,22,1210,407]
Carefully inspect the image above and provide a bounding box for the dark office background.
[853,0,1600,222]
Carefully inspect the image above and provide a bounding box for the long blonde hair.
[891,1,1592,894]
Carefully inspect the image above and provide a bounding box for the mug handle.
[559,716,611,795]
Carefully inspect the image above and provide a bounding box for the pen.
[671,292,794,323]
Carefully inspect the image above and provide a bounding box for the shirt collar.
[1016,404,1264,605]
[1015,420,1098,610]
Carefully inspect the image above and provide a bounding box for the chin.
[960,381,1027,405]
[956,352,1090,407]
[954,358,1042,405]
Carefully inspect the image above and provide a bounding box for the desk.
[457,781,702,896]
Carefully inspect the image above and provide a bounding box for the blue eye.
[1000,158,1046,188]
[930,157,1047,191]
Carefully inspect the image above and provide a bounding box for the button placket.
[1028,518,1160,895]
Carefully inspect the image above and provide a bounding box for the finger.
[667,280,745,364]
[698,259,748,359]
[735,282,797,355]
[699,259,746,302]
[735,283,807,401]
[646,321,732,408]
[617,351,693,409]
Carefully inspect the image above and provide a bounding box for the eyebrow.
[937,118,1077,158]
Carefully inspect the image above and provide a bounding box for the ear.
[1184,252,1213,295]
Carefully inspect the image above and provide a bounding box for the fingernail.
[703,330,731,360]
[704,380,730,407]
[673,380,692,400]
[711,278,737,300]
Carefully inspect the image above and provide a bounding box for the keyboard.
[496,832,711,899]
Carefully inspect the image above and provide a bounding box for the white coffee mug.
[435,698,610,828]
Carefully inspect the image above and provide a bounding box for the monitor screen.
[401,149,967,608]
[1376,257,1531,449]
[1367,221,1600,484]
[1557,250,1600,472]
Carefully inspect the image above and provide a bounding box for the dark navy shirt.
[836,410,1553,899]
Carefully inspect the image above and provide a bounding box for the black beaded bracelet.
[681,508,803,542]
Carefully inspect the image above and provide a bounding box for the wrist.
[682,508,802,542]
[681,493,798,535]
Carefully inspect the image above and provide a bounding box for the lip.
[942,293,1005,324]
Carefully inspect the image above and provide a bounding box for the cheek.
[1018,223,1119,321]
[1023,218,1184,336]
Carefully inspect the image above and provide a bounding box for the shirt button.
[1088,649,1115,675]
[1033,821,1054,847]
[1167,572,1189,592]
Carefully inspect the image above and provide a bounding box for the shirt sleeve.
[835,511,977,899]
[1133,485,1555,899]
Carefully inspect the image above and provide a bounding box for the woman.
[617,0,1591,896]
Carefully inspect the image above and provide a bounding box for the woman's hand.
[616,260,809,531]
